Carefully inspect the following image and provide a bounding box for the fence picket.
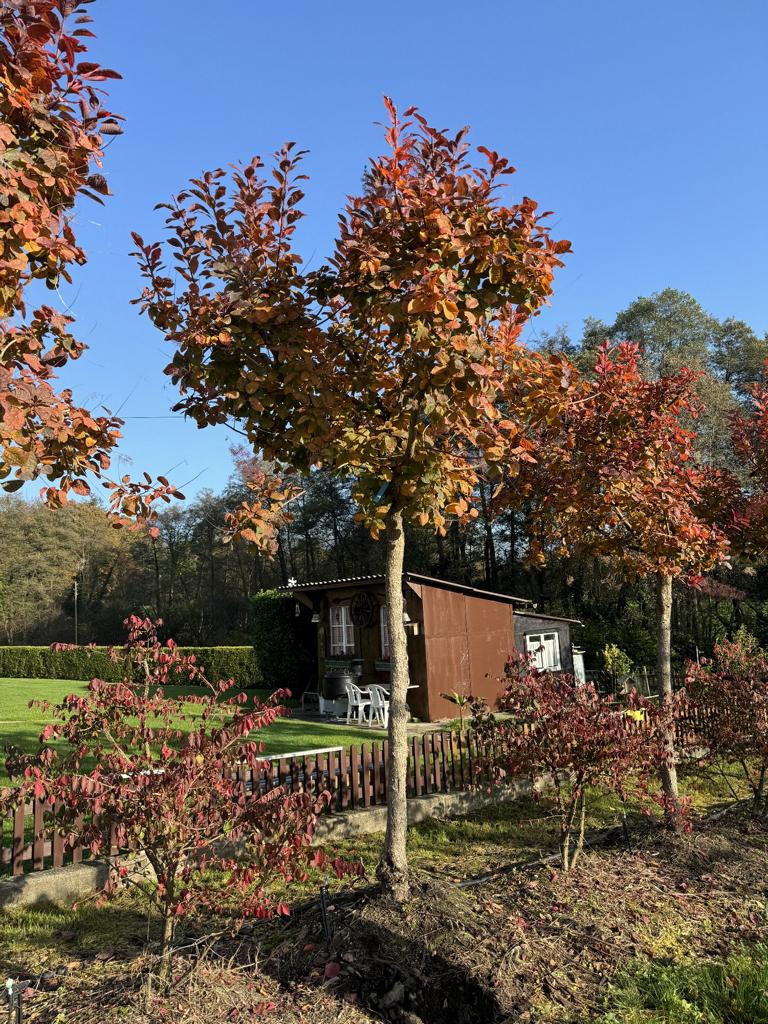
[339,747,349,809]
[52,801,65,868]
[412,735,422,796]
[325,751,335,812]
[432,733,442,792]
[12,803,25,876]
[32,799,44,870]
[361,745,371,807]
[350,746,361,807]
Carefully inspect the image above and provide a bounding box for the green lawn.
[0,678,386,780]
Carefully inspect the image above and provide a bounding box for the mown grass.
[0,678,385,782]
[0,891,160,967]
[597,942,768,1023]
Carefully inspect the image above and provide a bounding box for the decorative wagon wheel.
[349,591,377,628]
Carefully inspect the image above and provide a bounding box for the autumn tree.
[725,369,768,559]
[506,341,729,818]
[0,0,176,527]
[133,100,570,898]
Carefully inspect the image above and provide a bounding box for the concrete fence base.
[315,777,536,839]
[0,781,537,910]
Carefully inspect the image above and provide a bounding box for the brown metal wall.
[421,585,515,720]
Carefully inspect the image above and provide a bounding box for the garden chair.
[368,684,390,728]
[301,677,320,713]
[345,682,372,725]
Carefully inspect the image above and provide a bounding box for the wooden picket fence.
[0,707,717,879]
[1,729,484,878]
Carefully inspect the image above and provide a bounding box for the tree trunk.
[656,572,680,823]
[159,910,175,986]
[378,506,410,902]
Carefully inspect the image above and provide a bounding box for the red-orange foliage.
[0,1,179,530]
[132,97,571,898]
[498,340,729,822]
[472,652,668,871]
[132,100,570,544]
[685,634,768,812]
[508,341,728,579]
[718,370,768,559]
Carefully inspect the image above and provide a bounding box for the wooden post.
[361,745,371,807]
[412,735,422,796]
[12,802,25,876]
[432,733,442,792]
[33,798,44,871]
[350,745,361,807]
[339,747,350,809]
[52,801,65,868]
[422,734,432,795]
[326,750,336,812]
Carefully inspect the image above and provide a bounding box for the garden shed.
[281,573,581,722]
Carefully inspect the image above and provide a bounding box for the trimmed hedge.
[0,646,260,687]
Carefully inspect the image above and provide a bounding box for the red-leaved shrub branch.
[685,630,768,814]
[1,616,359,982]
[472,652,683,871]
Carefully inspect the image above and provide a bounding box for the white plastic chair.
[345,682,372,725]
[368,684,390,728]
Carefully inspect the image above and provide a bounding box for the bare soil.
[5,802,768,1023]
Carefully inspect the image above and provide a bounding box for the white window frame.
[525,631,561,671]
[380,604,390,660]
[329,603,355,656]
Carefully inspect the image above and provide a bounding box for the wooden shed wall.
[513,613,574,674]
[420,585,515,720]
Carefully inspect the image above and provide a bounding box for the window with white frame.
[525,631,561,671]
[380,604,390,660]
[329,604,355,656]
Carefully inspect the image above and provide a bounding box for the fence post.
[12,802,25,876]
[33,798,45,871]
[339,747,349,810]
[422,734,432,795]
[52,800,65,868]
[361,745,372,807]
[325,750,335,813]
[412,735,422,796]
[350,746,361,808]
[431,733,442,792]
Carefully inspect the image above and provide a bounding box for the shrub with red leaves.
[472,652,672,870]
[685,631,768,813]
[1,616,359,982]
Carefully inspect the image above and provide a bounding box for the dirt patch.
[6,804,768,1023]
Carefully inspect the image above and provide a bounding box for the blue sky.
[52,0,768,500]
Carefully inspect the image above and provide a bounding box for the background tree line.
[4,287,767,670]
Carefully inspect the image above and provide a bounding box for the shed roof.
[276,572,532,606]
[515,610,584,625]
